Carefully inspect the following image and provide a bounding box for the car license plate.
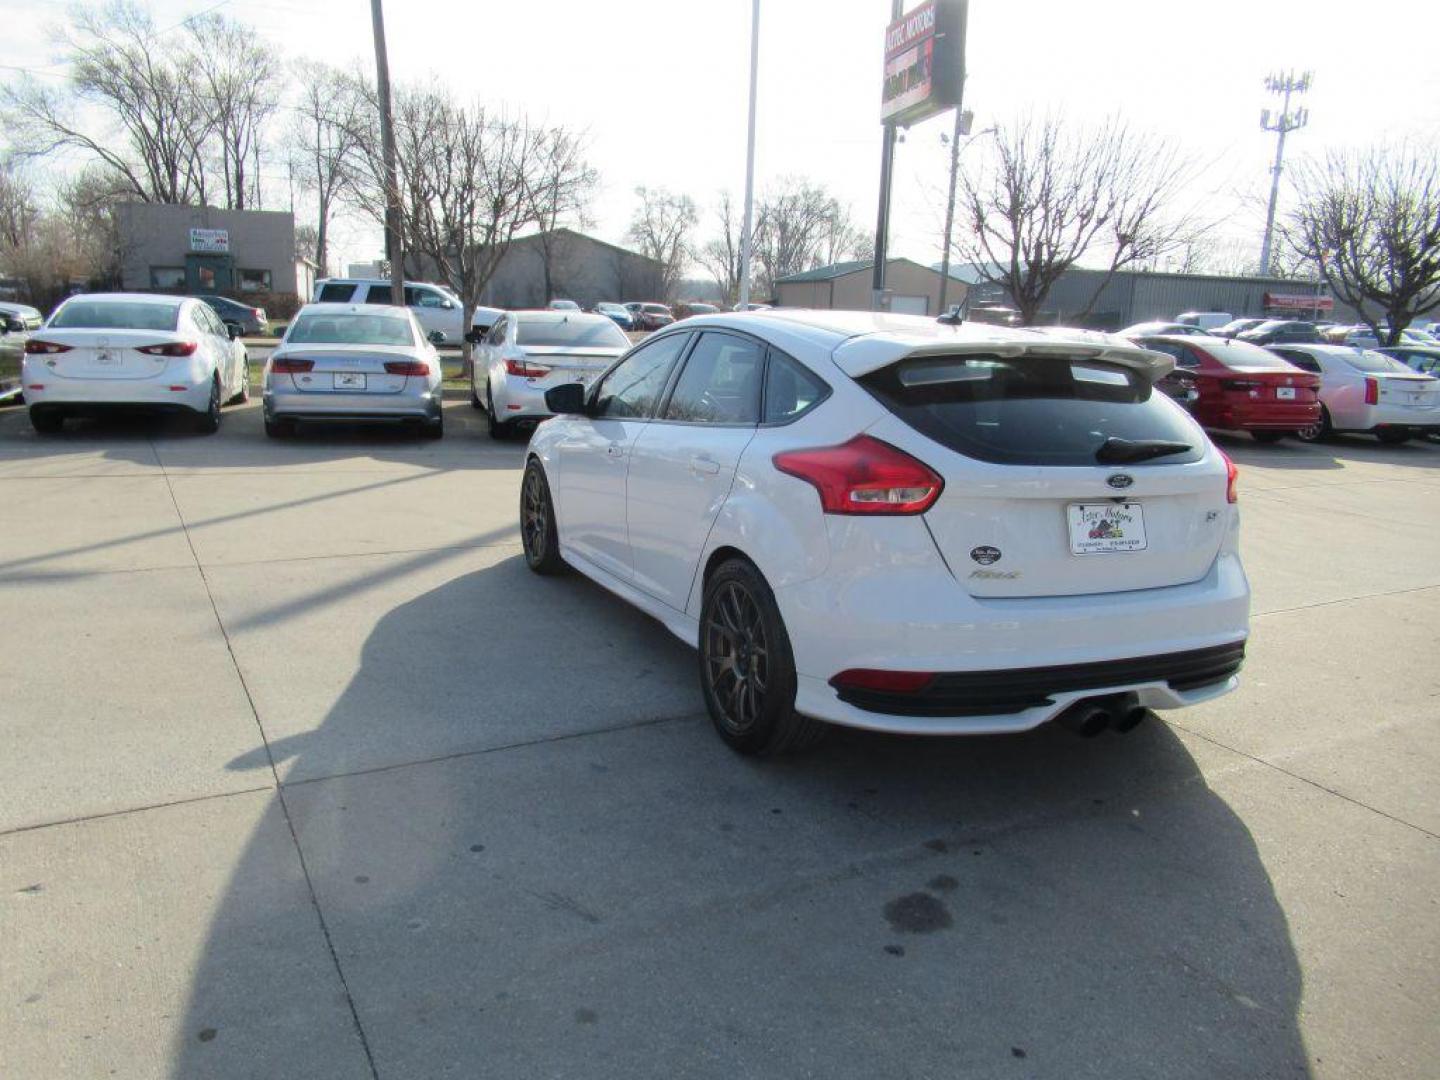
[95,351,118,366]
[1276,386,1296,400]
[1067,502,1147,554]
[333,372,366,390]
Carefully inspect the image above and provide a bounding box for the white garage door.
[890,295,929,315]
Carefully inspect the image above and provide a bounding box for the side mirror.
[227,323,242,340]
[544,382,587,416]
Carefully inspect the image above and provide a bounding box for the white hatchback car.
[22,293,249,435]
[1268,343,1440,443]
[519,311,1251,755]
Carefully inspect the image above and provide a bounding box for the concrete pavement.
[2,399,1437,1079]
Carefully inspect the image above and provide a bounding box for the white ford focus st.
[520,311,1250,755]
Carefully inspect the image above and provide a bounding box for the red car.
[1138,335,1321,442]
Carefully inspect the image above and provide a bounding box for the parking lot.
[2,394,1438,1079]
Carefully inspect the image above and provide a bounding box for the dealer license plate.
[1067,502,1147,554]
[333,372,367,390]
[1276,386,1296,400]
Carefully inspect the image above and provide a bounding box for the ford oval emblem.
[1107,474,1134,489]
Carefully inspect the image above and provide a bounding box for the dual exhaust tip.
[1057,692,1153,737]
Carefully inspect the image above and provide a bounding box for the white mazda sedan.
[520,311,1250,755]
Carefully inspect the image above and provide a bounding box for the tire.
[699,557,824,756]
[1375,428,1410,445]
[29,408,62,435]
[487,383,512,440]
[194,376,221,434]
[421,412,444,439]
[264,416,294,438]
[227,359,251,405]
[470,383,484,410]
[1294,406,1331,443]
[519,458,564,575]
[1251,430,1286,443]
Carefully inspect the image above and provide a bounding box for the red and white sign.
[1264,292,1333,312]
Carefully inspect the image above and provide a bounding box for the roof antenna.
[936,294,968,325]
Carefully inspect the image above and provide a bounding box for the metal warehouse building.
[957,265,1357,329]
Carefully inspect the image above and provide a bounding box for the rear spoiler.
[832,334,1176,383]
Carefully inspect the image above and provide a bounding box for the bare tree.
[752,178,835,297]
[3,1,214,204]
[0,157,40,250]
[287,63,370,274]
[694,191,744,306]
[527,129,597,303]
[1286,143,1440,345]
[627,187,696,300]
[952,115,1198,325]
[186,13,281,210]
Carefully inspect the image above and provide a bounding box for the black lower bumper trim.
[833,641,1246,717]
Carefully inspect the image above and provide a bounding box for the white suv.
[313,279,465,344]
[518,311,1251,755]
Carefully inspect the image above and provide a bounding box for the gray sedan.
[262,303,444,438]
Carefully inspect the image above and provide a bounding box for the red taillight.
[831,669,937,694]
[383,360,431,377]
[505,357,551,378]
[773,435,944,515]
[253,308,264,320]
[1363,377,1379,405]
[24,339,71,355]
[271,357,314,373]
[1221,449,1239,504]
[136,341,198,357]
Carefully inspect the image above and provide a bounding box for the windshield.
[515,317,628,348]
[1343,349,1419,374]
[860,354,1203,467]
[51,301,180,331]
[1199,342,1302,371]
[287,311,416,346]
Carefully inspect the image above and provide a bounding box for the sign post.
[871,0,968,310]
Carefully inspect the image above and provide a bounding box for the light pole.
[370,0,404,306]
[737,0,760,309]
[1258,70,1311,277]
[937,109,981,314]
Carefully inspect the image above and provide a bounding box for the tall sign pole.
[871,0,904,311]
[738,0,761,309]
[370,0,404,306]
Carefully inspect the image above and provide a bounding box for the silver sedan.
[263,303,444,438]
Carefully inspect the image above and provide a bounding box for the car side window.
[487,319,508,347]
[317,283,356,303]
[661,332,763,424]
[1274,349,1321,373]
[365,286,396,306]
[763,349,829,424]
[593,333,689,419]
[411,289,447,309]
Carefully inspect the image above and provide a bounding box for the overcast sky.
[5,0,1439,278]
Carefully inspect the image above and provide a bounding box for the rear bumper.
[264,385,440,422]
[22,371,211,413]
[1197,403,1320,430]
[492,374,559,421]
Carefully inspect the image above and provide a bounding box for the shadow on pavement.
[172,561,1311,1079]
[1210,428,1440,472]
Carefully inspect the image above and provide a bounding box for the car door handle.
[690,455,720,475]
[606,443,625,459]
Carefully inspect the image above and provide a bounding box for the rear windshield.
[515,317,628,348]
[1343,349,1417,374]
[288,312,415,346]
[51,301,179,331]
[1197,342,1299,371]
[861,354,1203,467]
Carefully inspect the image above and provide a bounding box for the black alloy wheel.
[1294,406,1331,443]
[520,459,563,574]
[699,558,820,756]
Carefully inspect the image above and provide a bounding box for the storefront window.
[196,265,216,290]
[238,268,272,292]
[150,266,185,289]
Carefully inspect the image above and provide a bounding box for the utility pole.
[1258,70,1311,277]
[871,0,904,311]
[370,0,404,305]
[738,0,760,309]
[937,107,972,313]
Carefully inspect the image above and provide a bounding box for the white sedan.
[1268,343,1440,444]
[22,293,249,435]
[472,310,630,438]
[518,311,1251,755]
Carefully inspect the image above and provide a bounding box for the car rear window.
[51,301,179,331]
[288,312,415,346]
[515,317,628,348]
[860,354,1203,467]
[1343,349,1417,374]
[1195,342,1299,371]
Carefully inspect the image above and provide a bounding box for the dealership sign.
[881,0,967,127]
[189,228,230,253]
[1264,291,1333,312]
